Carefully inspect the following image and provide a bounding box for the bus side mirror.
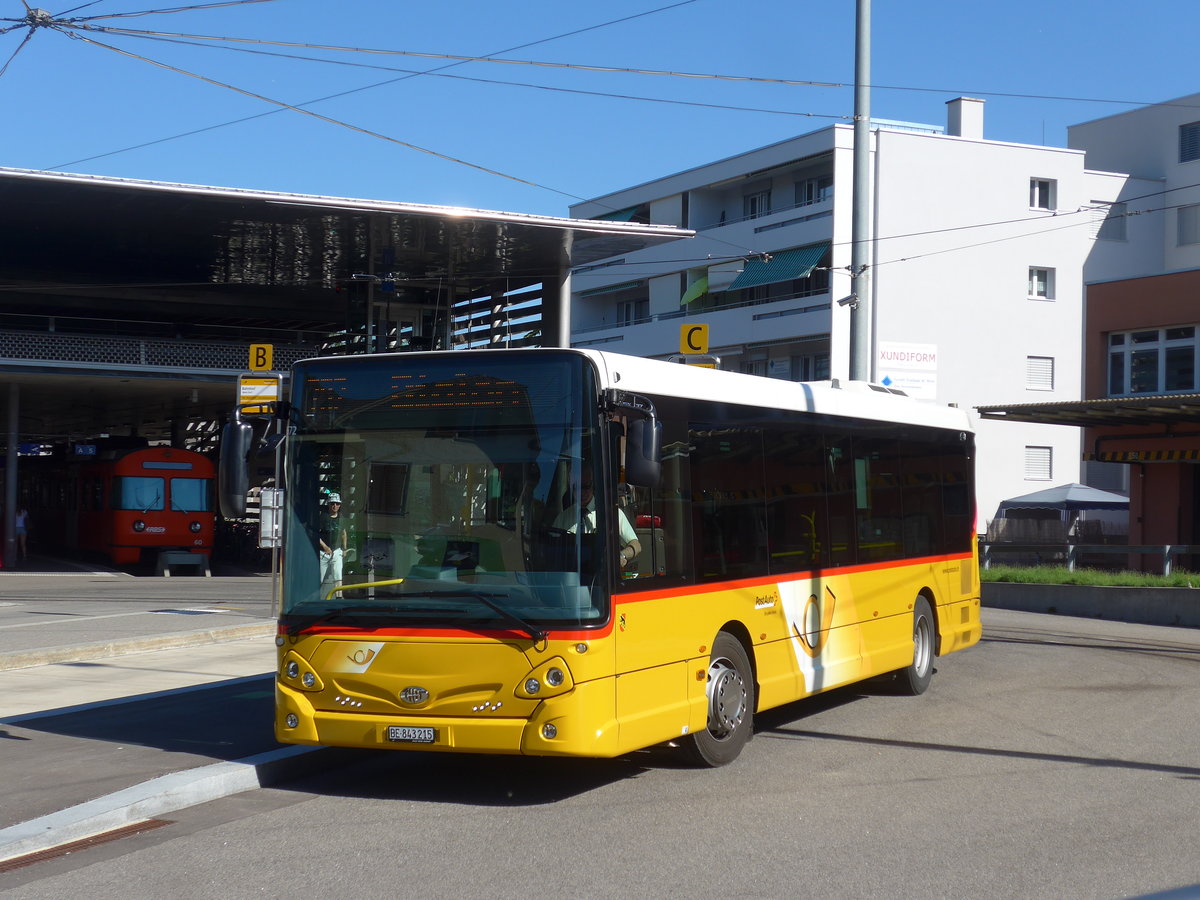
[218,420,253,518]
[625,418,661,487]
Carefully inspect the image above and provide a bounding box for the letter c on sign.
[680,323,709,355]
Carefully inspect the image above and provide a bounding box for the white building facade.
[1069,92,1200,283]
[568,99,1135,526]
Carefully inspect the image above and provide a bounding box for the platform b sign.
[249,343,273,371]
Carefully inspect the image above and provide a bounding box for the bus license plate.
[387,726,435,744]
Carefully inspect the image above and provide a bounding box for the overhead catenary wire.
[56,26,597,202]
[0,22,32,75]
[8,3,1197,270]
[72,27,850,123]
[67,0,280,22]
[49,21,1200,113]
[32,0,764,251]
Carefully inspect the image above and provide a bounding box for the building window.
[1180,121,1200,163]
[1093,201,1127,241]
[1030,178,1056,210]
[1026,356,1054,391]
[788,353,830,381]
[1108,326,1198,395]
[1178,204,1200,246]
[618,298,649,326]
[743,190,771,220]
[795,175,832,207]
[1028,267,1055,299]
[1024,446,1052,481]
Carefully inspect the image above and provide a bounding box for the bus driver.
[554,470,641,569]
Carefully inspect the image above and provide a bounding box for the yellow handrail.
[324,577,406,602]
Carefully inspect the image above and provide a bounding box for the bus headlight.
[132,520,146,533]
[189,521,202,533]
[280,651,323,692]
[516,658,574,699]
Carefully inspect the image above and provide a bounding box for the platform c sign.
[680,323,709,355]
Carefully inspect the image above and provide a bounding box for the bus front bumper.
[275,678,621,758]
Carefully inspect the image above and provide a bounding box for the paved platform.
[0,562,353,865]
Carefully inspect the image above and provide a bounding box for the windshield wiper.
[404,590,546,643]
[284,604,407,635]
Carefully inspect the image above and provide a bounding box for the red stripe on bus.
[284,550,973,640]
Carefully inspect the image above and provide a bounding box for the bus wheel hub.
[706,658,746,738]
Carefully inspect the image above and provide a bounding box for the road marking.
[0,609,238,630]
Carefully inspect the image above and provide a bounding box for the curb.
[0,744,363,864]
[0,622,278,672]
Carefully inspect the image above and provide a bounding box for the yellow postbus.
[225,348,980,766]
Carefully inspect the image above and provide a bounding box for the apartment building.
[568,98,1138,524]
[1062,95,1200,551]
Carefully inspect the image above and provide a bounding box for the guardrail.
[980,543,1200,576]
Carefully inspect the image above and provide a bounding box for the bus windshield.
[280,352,608,633]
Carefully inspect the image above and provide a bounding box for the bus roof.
[583,349,973,433]
[294,348,972,434]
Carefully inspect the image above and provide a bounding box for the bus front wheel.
[898,596,935,695]
[684,632,754,767]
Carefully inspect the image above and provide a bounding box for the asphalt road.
[4,607,1198,899]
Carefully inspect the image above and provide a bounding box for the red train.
[20,446,215,567]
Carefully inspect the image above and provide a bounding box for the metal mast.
[848,0,872,381]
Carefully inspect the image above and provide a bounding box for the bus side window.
[763,428,827,574]
[689,425,768,582]
[824,435,857,566]
[898,431,944,557]
[853,433,903,563]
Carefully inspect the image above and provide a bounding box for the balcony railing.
[572,291,830,336]
[694,194,833,231]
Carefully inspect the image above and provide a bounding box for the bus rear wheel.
[897,596,935,695]
[683,632,754,767]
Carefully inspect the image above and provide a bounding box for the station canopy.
[0,168,691,444]
[976,394,1200,427]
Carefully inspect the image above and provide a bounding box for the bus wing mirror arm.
[607,391,662,488]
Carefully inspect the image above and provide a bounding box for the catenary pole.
[849,0,872,382]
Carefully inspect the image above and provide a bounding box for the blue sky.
[3,0,1197,217]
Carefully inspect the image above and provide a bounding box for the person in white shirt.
[554,471,641,569]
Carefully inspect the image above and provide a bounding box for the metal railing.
[572,292,830,336]
[695,195,833,231]
[0,329,313,372]
[980,542,1200,576]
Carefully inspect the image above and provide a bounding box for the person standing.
[318,493,347,595]
[14,506,30,562]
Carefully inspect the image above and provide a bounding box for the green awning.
[680,274,709,306]
[594,207,638,222]
[578,280,642,298]
[726,242,829,291]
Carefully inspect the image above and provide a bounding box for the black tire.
[683,632,754,767]
[897,596,935,695]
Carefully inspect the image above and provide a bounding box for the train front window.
[170,478,210,512]
[112,476,164,511]
[280,353,607,632]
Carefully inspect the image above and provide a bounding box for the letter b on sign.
[250,344,274,371]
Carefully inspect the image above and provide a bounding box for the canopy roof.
[997,483,1129,512]
[977,394,1200,426]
